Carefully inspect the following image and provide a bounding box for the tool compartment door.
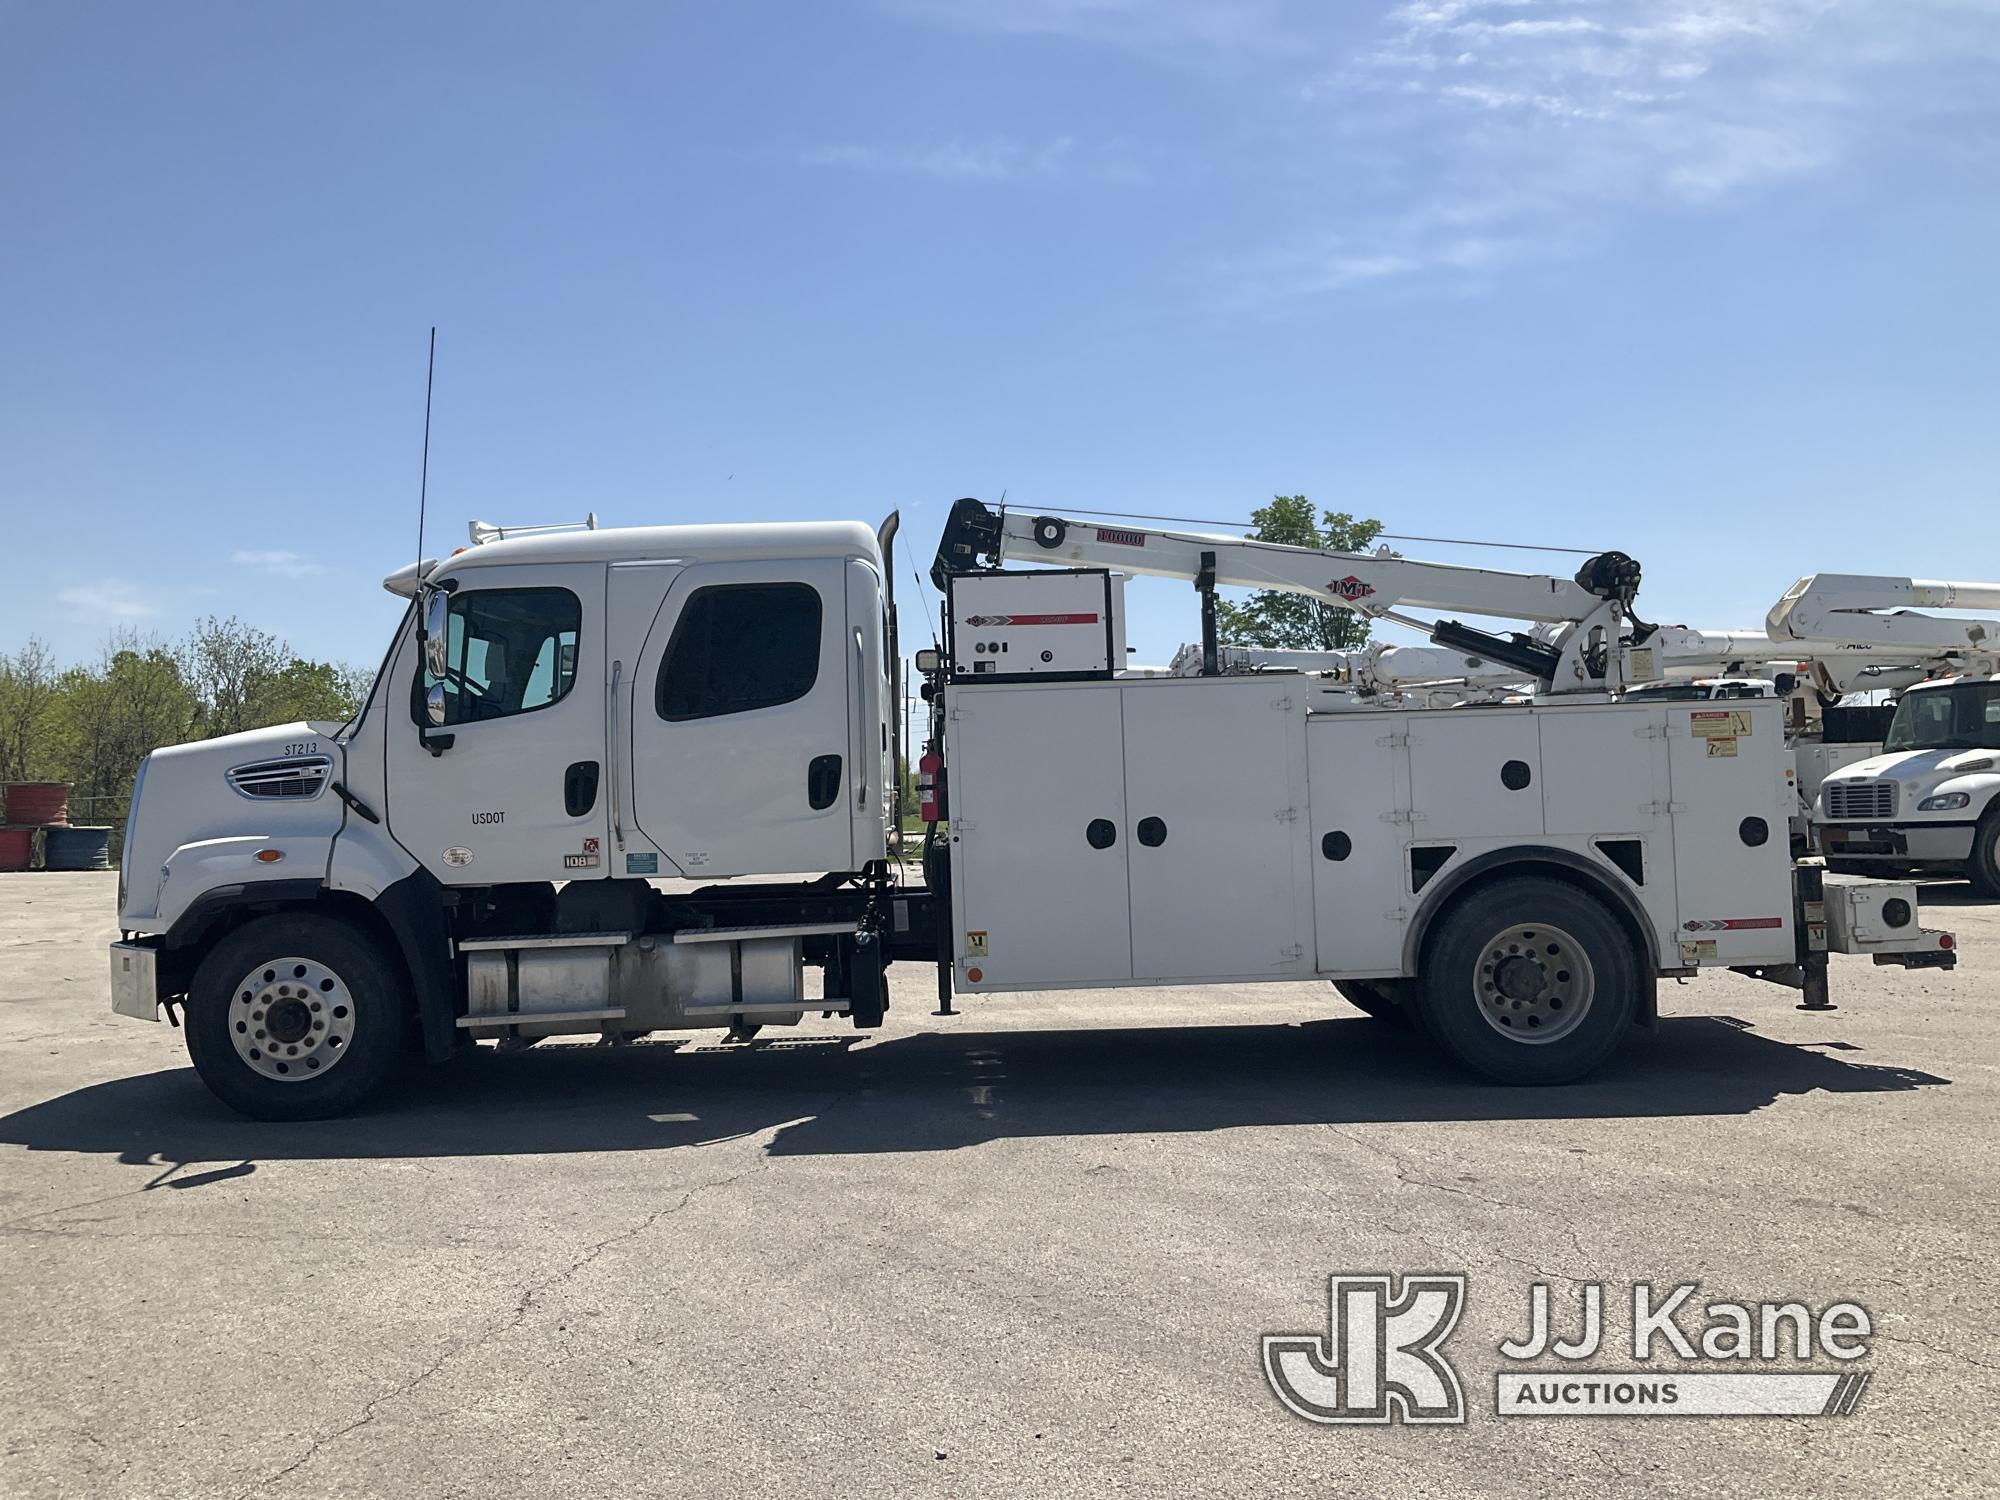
[1307,714,1411,975]
[946,684,1132,987]
[1536,702,1677,959]
[1666,701,1796,964]
[1122,679,1310,982]
[1407,709,1544,840]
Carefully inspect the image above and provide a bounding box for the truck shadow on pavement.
[0,1014,1949,1171]
[1913,881,1994,908]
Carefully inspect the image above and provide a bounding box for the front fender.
[154,836,331,937]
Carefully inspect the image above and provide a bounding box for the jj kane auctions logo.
[1264,1275,1874,1423]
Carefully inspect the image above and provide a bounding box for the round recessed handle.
[1136,816,1168,847]
[1086,818,1117,849]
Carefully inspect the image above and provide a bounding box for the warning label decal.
[1690,709,1754,758]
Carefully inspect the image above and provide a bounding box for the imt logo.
[1262,1274,1467,1425]
[1328,574,1377,602]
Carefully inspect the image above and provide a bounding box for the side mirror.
[425,682,448,727]
[423,589,450,681]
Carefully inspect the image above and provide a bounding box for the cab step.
[457,1007,627,1029]
[672,921,858,945]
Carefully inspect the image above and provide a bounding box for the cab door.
[384,562,609,885]
[623,558,855,878]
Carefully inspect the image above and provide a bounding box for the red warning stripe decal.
[962,613,1100,626]
[1682,917,1785,932]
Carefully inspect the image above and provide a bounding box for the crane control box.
[945,568,1126,682]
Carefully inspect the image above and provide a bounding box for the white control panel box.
[1820,873,1924,951]
[947,569,1126,681]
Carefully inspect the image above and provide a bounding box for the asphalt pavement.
[2,870,1994,1498]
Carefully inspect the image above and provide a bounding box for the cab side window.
[656,582,821,721]
[415,588,581,726]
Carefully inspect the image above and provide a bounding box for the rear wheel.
[1970,810,2000,899]
[1414,877,1639,1085]
[1332,979,1412,1026]
[184,912,407,1120]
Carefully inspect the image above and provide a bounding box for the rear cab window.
[656,582,822,721]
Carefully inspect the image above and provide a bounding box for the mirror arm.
[425,733,455,758]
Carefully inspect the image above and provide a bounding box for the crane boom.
[931,498,1647,694]
[1768,574,2000,658]
[954,505,1604,621]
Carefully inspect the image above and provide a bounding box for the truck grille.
[227,755,332,800]
[1826,779,1897,820]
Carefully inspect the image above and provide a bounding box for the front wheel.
[1968,810,2000,899]
[184,912,408,1120]
[1414,877,1640,1085]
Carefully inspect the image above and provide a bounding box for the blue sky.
[3,0,1998,673]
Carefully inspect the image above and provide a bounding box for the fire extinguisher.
[917,749,945,823]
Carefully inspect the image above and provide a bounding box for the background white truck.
[108,501,1955,1118]
[1769,575,2000,893]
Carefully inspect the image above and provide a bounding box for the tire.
[184,912,409,1120]
[1970,809,2000,899]
[1332,979,1412,1026]
[1413,876,1640,1086]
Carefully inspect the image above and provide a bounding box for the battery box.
[947,569,1125,681]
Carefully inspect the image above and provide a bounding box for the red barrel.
[0,827,33,872]
[2,783,69,826]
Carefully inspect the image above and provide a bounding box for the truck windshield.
[1625,682,1711,701]
[1883,683,2000,752]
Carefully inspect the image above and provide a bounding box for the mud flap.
[848,932,887,1029]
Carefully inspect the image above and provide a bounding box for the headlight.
[1918,792,1971,812]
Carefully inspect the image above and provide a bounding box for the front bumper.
[1819,822,1977,865]
[110,941,161,1021]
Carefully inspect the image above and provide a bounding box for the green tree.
[259,657,365,726]
[0,638,61,782]
[180,616,362,735]
[1213,496,1386,651]
[48,631,199,831]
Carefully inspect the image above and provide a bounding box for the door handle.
[1136,816,1168,847]
[608,660,624,848]
[565,761,601,818]
[808,754,843,810]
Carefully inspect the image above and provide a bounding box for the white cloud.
[883,0,1308,64]
[1245,0,2000,298]
[57,580,159,621]
[798,136,1148,184]
[887,0,2000,299]
[231,549,325,578]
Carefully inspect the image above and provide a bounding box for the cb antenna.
[414,328,446,757]
[416,326,436,574]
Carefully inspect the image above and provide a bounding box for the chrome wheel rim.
[1474,922,1594,1045]
[228,957,356,1081]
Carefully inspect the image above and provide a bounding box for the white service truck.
[1770,574,2000,893]
[108,501,1955,1118]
